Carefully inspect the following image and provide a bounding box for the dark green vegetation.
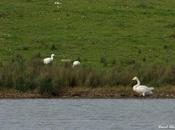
[1,0,175,96]
[0,55,175,96]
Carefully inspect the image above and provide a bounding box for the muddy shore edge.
[0,86,175,99]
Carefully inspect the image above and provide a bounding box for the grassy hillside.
[1,0,175,68]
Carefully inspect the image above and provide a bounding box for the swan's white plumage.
[72,61,80,67]
[43,54,55,64]
[132,76,154,96]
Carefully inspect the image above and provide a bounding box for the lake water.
[0,99,175,130]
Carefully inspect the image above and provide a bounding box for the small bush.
[163,45,169,50]
[50,44,57,50]
[111,59,116,65]
[21,46,29,50]
[142,57,146,62]
[100,56,108,67]
[138,49,142,54]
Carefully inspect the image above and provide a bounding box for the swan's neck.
[133,78,140,90]
[136,78,140,86]
[51,56,54,60]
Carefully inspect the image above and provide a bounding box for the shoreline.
[0,86,175,99]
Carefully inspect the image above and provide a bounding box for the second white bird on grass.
[43,54,55,64]
[132,76,154,96]
[72,60,80,68]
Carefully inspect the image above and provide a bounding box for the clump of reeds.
[0,54,175,96]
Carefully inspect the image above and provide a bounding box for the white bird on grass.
[132,76,154,96]
[72,60,80,68]
[54,1,62,5]
[43,54,55,64]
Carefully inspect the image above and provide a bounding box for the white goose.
[132,76,154,96]
[43,54,55,64]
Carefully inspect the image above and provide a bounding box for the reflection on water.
[0,99,175,130]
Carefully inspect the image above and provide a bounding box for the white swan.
[43,54,55,64]
[72,60,80,68]
[132,76,154,96]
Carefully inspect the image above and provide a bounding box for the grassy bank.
[0,56,175,98]
[1,0,175,98]
[1,0,175,68]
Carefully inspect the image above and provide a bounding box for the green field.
[1,0,175,68]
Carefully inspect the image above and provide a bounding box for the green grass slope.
[1,0,175,67]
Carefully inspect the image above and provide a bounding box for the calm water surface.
[0,99,175,130]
